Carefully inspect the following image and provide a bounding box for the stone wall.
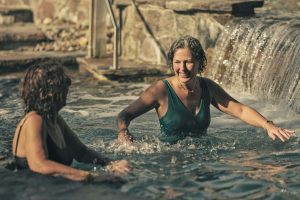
[2,0,299,66]
[0,0,90,26]
[114,0,300,66]
[119,3,225,66]
[115,0,269,66]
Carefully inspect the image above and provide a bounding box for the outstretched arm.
[206,79,293,142]
[58,116,110,165]
[117,81,163,143]
[58,116,131,174]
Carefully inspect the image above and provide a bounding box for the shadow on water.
[0,167,142,200]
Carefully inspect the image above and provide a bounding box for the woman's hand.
[118,129,135,143]
[83,160,131,183]
[264,121,294,142]
[106,160,131,175]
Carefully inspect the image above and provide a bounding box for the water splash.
[1,74,300,200]
[208,16,300,112]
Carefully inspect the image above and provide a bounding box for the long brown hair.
[20,62,71,121]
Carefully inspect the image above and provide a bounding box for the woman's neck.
[177,77,199,93]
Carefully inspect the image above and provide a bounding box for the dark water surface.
[0,72,299,200]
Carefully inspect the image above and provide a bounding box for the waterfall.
[208,16,300,112]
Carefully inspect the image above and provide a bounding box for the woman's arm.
[205,78,293,142]
[58,116,131,174]
[117,81,164,143]
[58,116,110,165]
[25,115,90,181]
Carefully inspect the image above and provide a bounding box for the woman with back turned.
[12,62,130,181]
[117,35,294,143]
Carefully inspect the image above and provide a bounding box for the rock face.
[0,1,90,53]
[0,7,89,53]
[0,24,48,50]
[258,0,300,15]
[31,21,89,52]
[0,7,33,24]
[1,0,300,63]
[112,0,299,66]
[0,0,90,26]
[117,1,252,65]
[165,0,263,13]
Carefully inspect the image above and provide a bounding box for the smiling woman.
[116,35,294,143]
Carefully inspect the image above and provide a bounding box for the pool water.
[0,72,300,200]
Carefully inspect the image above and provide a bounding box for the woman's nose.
[179,61,188,69]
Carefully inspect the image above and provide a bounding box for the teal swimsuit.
[159,78,211,141]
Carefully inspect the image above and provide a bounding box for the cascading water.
[208,16,300,112]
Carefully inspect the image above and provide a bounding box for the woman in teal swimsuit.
[117,35,294,143]
[12,62,130,181]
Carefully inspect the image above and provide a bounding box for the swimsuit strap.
[200,78,210,103]
[14,115,31,161]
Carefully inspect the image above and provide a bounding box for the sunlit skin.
[172,48,199,87]
[117,46,294,143]
[13,112,131,181]
[13,64,131,182]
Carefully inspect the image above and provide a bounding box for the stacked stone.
[17,17,88,52]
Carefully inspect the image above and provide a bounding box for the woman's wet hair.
[167,35,207,73]
[20,61,71,121]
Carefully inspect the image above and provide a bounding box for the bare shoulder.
[144,79,167,97]
[24,112,43,125]
[16,112,44,139]
[14,112,42,134]
[148,79,166,90]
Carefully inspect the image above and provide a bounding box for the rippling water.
[0,71,300,200]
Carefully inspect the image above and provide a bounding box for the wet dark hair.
[167,35,207,73]
[20,62,71,121]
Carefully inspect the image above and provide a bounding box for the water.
[207,15,300,113]
[0,72,300,200]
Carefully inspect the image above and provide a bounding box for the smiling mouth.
[178,72,191,78]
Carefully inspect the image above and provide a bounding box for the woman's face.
[172,48,199,84]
